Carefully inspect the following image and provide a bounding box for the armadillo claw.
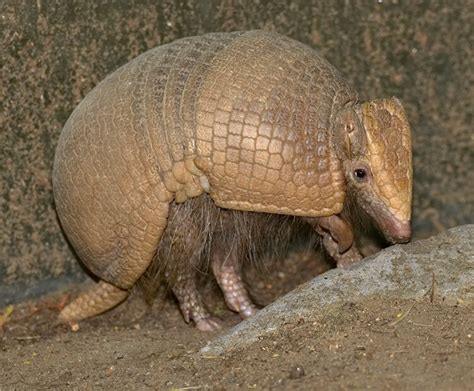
[239,304,258,319]
[335,246,364,268]
[194,316,223,332]
[179,303,223,332]
[321,231,363,268]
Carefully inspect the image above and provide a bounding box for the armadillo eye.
[353,168,367,181]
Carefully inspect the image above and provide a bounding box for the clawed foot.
[194,316,222,332]
[172,273,223,332]
[238,303,258,319]
[321,232,363,268]
[219,274,258,318]
[178,300,223,332]
[224,294,258,319]
[335,246,364,268]
[307,214,364,268]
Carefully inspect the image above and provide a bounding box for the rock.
[201,225,474,355]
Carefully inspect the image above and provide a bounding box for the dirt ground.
[1,254,473,390]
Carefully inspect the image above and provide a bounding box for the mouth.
[364,201,412,244]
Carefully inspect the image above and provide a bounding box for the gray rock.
[202,225,474,355]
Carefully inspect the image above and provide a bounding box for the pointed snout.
[366,199,412,244]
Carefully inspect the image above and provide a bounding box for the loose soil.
[1,254,473,390]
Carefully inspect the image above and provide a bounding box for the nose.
[386,220,411,243]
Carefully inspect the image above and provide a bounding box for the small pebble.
[289,365,305,379]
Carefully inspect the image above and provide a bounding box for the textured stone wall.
[1,0,473,304]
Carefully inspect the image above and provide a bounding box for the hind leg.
[211,245,258,319]
[170,267,222,332]
[59,202,170,323]
[156,197,222,331]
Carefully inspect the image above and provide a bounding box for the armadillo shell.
[191,31,357,216]
[53,30,356,289]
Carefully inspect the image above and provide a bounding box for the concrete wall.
[1,0,473,305]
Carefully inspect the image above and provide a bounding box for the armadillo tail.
[59,280,129,323]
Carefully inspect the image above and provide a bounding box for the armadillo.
[53,30,412,330]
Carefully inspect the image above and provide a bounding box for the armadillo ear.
[333,105,367,160]
[346,111,367,159]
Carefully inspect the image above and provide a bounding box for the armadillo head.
[333,98,413,243]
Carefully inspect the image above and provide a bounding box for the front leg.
[306,215,363,268]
